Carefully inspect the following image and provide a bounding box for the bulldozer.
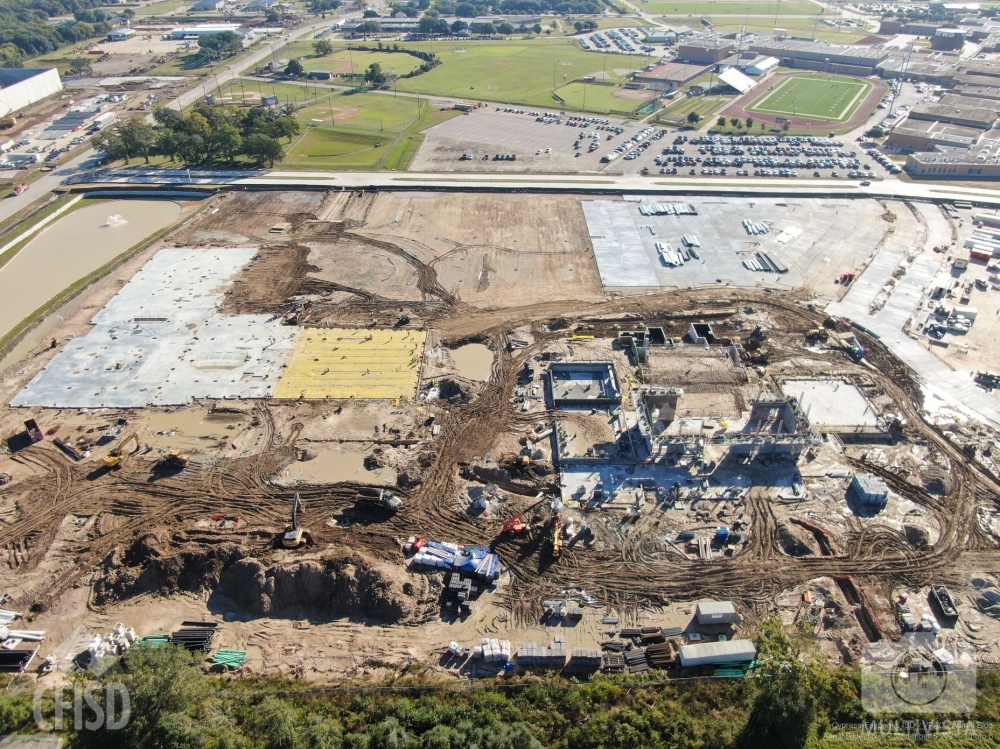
[103,432,140,470]
[548,515,564,559]
[806,328,829,342]
[281,492,307,549]
[156,450,188,472]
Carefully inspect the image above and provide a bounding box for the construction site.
[1,188,1000,680]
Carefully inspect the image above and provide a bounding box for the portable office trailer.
[679,639,756,667]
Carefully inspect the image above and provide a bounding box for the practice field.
[285,90,458,170]
[278,44,422,77]
[273,328,426,400]
[644,0,821,14]
[554,82,651,114]
[745,74,872,122]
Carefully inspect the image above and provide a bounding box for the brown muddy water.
[275,444,397,486]
[0,200,182,342]
[450,343,493,381]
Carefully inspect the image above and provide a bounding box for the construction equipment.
[356,487,403,512]
[549,515,564,558]
[156,450,188,471]
[806,328,829,342]
[12,183,27,196]
[282,492,307,548]
[23,419,43,444]
[103,432,140,469]
[502,512,528,535]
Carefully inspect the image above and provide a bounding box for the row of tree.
[93,104,299,168]
[430,0,611,16]
[0,617,972,749]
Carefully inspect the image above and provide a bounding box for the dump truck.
[23,419,43,444]
[356,487,403,512]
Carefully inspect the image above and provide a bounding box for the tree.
[418,16,448,34]
[687,111,701,124]
[717,116,726,127]
[456,1,476,16]
[243,133,284,167]
[78,644,207,749]
[268,116,300,142]
[92,130,129,163]
[284,58,304,77]
[197,30,243,61]
[155,129,180,162]
[209,123,242,162]
[451,19,468,34]
[313,39,333,56]
[745,116,754,130]
[264,7,283,24]
[760,121,766,133]
[363,8,379,16]
[532,23,542,33]
[309,0,341,11]
[119,119,156,163]
[730,117,741,129]
[364,62,387,88]
[357,19,381,36]
[585,20,598,30]
[865,125,887,138]
[781,120,791,133]
[574,21,584,32]
[480,22,495,36]
[497,21,513,35]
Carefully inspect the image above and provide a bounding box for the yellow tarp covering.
[273,328,426,400]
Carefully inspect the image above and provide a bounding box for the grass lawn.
[278,43,423,78]
[210,79,341,108]
[386,39,635,107]
[554,82,648,115]
[29,34,114,75]
[711,17,870,43]
[643,0,821,14]
[658,94,731,124]
[133,0,189,15]
[746,73,872,121]
[284,91,459,170]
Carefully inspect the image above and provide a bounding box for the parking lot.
[411,107,898,181]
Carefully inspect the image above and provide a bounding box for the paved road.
[64,166,1000,207]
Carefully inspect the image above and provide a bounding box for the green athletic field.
[745,74,873,122]
[643,0,821,15]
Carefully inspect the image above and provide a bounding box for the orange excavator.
[502,512,527,535]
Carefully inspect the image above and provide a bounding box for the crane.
[103,432,140,469]
[281,492,307,549]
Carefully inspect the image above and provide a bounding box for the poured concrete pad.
[582,200,660,289]
[781,378,879,428]
[12,248,301,408]
[272,328,426,401]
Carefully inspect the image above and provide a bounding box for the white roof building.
[744,55,779,76]
[718,67,756,94]
[679,639,756,667]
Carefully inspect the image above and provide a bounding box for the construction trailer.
[695,600,741,626]
[679,639,756,667]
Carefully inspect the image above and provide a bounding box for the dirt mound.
[778,523,818,557]
[972,575,1000,619]
[438,378,470,402]
[217,555,415,621]
[904,524,930,549]
[95,535,417,623]
[921,466,953,496]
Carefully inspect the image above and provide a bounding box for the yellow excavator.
[103,432,140,470]
[281,492,307,549]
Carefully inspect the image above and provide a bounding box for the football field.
[745,74,873,122]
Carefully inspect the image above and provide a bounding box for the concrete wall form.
[0,68,62,118]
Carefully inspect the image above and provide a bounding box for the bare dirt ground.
[1,190,999,677]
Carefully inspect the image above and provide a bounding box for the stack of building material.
[139,634,170,647]
[0,609,21,627]
[454,545,501,582]
[412,540,458,569]
[480,638,511,664]
[0,646,37,672]
[602,653,625,673]
[619,627,642,639]
[170,622,217,652]
[601,640,626,652]
[625,647,650,673]
[211,649,247,669]
[569,648,603,671]
[516,637,566,668]
[661,626,683,638]
[640,626,665,644]
[646,642,674,669]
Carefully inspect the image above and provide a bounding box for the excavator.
[501,512,527,535]
[548,514,564,559]
[281,492,307,549]
[103,432,140,470]
[155,450,189,472]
